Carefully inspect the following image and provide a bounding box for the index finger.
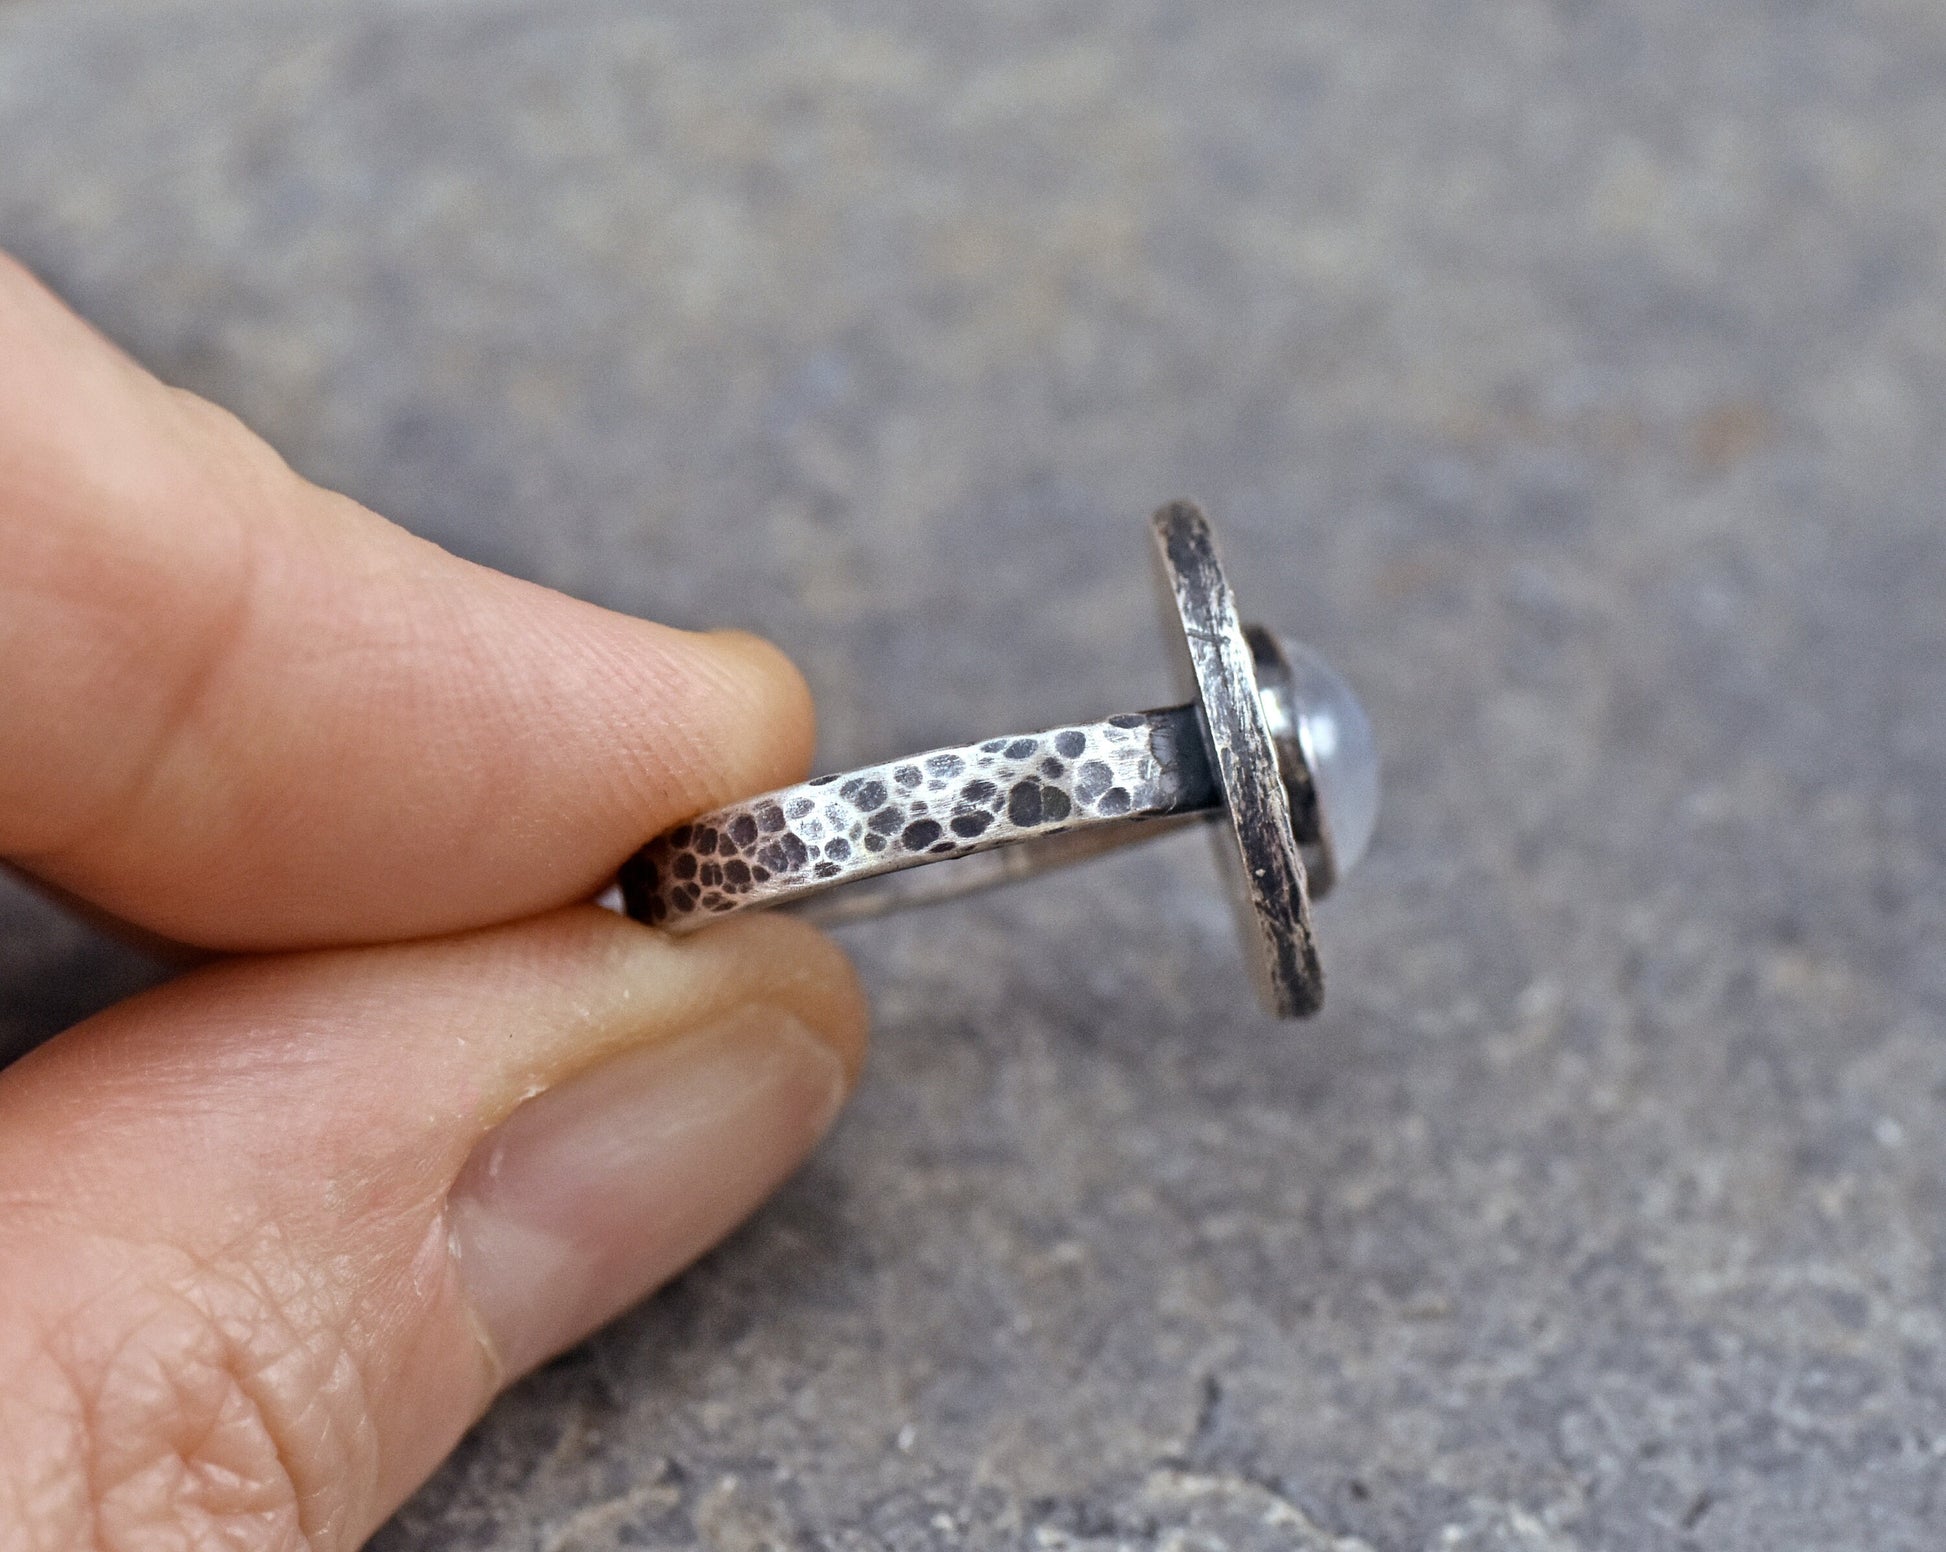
[0,253,814,950]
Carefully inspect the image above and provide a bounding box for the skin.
[0,251,869,1551]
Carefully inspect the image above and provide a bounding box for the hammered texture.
[622,707,1215,929]
[9,1,1946,1546]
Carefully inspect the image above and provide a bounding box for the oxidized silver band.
[620,704,1219,929]
[619,500,1376,1018]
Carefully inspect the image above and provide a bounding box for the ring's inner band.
[621,705,1223,933]
[791,809,1215,927]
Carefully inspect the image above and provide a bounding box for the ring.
[620,501,1378,1016]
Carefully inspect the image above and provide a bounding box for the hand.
[0,252,867,1551]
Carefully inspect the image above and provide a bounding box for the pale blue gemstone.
[1284,641,1380,879]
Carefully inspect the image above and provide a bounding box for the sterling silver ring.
[621,501,1378,1017]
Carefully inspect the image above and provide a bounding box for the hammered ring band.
[620,502,1377,1018]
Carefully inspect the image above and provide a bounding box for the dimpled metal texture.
[621,705,1217,928]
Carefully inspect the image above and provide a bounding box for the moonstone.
[1282,640,1380,879]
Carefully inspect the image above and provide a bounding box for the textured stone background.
[4,1,1946,1547]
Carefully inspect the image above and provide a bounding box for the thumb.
[0,909,865,1551]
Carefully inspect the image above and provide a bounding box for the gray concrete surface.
[4,1,1946,1546]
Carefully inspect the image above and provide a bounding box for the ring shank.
[621,705,1220,932]
[791,809,1214,927]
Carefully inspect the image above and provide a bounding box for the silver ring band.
[617,499,1375,1019]
[620,704,1219,931]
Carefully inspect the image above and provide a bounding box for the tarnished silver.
[1151,503,1322,1015]
[621,501,1373,1017]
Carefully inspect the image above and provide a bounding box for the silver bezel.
[1150,501,1323,1017]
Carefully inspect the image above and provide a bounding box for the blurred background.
[3,1,1945,1547]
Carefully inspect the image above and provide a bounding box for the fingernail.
[449,1005,849,1378]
